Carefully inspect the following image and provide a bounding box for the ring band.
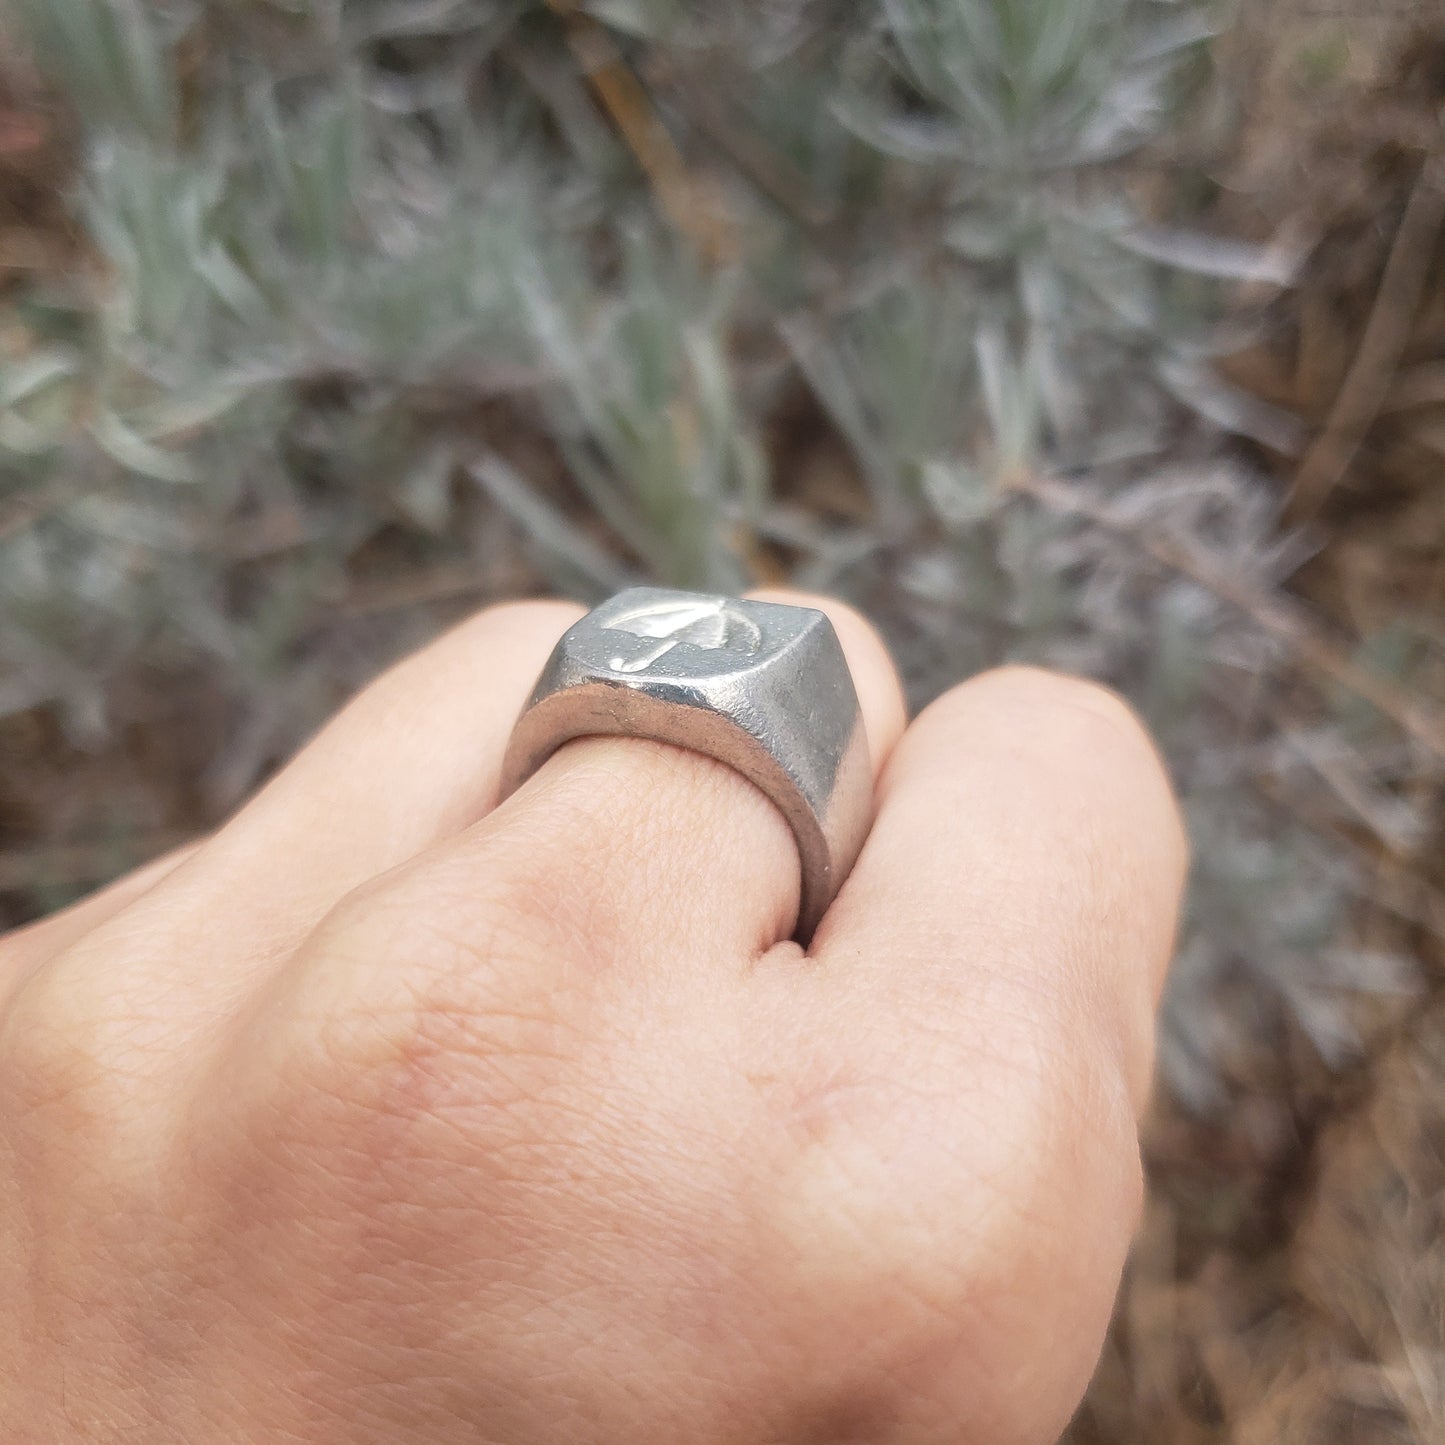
[499,588,872,942]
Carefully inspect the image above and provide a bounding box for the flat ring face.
[594,594,765,675]
[499,587,872,943]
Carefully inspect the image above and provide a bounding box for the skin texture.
[0,591,1187,1444]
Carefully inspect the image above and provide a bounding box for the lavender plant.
[1,0,1431,1102]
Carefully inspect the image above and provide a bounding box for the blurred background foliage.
[1,0,1443,1438]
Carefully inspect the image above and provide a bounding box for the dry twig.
[545,1,734,264]
[1289,134,1445,519]
[1012,470,1445,764]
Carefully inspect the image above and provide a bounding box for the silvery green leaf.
[90,411,193,482]
[920,458,996,526]
[583,0,683,40]
[0,353,80,409]
[1314,947,1420,996]
[946,212,1022,261]
[469,454,632,594]
[13,0,178,143]
[1072,250,1161,332]
[69,493,194,550]
[1135,7,1219,63]
[1156,355,1307,454]
[1115,225,1301,286]
[195,245,268,321]
[828,95,967,163]
[127,380,262,440]
[1282,980,1362,1069]
[975,325,1042,468]
[394,445,455,533]
[346,0,524,43]
[0,414,57,456]
[780,316,907,531]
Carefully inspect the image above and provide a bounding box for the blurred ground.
[1070,5,1445,1440]
[2,2,1444,1441]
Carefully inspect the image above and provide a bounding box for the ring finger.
[306,589,907,983]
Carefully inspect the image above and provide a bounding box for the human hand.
[0,592,1185,1443]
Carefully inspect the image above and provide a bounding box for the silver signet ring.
[499,587,872,943]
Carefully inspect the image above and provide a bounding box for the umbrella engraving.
[602,597,763,673]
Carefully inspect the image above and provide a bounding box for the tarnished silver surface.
[499,588,871,942]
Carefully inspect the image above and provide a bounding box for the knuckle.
[0,979,105,1120]
[0,965,149,1169]
[274,860,587,1155]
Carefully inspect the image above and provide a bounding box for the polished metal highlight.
[499,587,871,942]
